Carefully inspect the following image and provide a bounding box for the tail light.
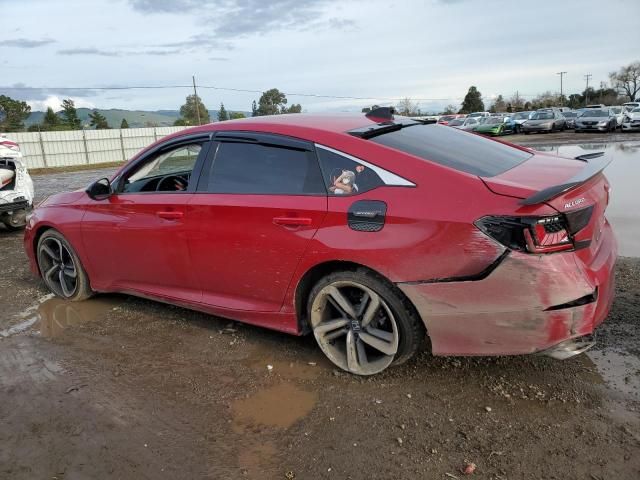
[476,207,593,254]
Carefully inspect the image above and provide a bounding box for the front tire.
[37,230,92,301]
[308,270,425,376]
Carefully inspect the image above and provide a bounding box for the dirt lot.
[1,135,640,479]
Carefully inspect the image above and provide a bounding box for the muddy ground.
[1,136,640,479]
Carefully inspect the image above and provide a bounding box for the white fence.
[9,126,189,169]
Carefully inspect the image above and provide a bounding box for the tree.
[177,94,210,126]
[61,99,81,129]
[120,118,129,129]
[567,94,583,109]
[42,107,60,131]
[442,104,457,114]
[508,93,524,111]
[253,88,302,116]
[609,61,640,101]
[218,102,229,121]
[396,97,419,116]
[459,86,484,114]
[230,112,246,119]
[88,110,110,129]
[0,95,31,132]
[490,95,506,113]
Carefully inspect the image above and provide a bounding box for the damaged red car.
[24,108,617,375]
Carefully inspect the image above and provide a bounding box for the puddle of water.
[36,296,122,338]
[1,295,123,338]
[530,141,640,257]
[231,383,317,433]
[587,349,640,398]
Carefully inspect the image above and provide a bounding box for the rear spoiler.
[520,152,611,205]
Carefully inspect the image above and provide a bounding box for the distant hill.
[26,108,251,128]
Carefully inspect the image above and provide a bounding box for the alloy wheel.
[310,280,399,375]
[39,237,78,298]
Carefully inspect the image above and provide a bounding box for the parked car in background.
[0,135,34,231]
[621,107,640,132]
[585,104,606,109]
[609,106,625,128]
[511,111,533,133]
[467,111,491,121]
[449,117,480,131]
[22,108,617,375]
[473,116,515,136]
[437,114,465,125]
[522,109,567,134]
[575,108,617,132]
[561,111,579,129]
[622,102,640,112]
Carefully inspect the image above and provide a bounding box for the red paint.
[23,114,617,356]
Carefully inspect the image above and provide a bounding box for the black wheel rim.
[39,237,78,298]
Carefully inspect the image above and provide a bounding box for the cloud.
[27,95,95,112]
[58,47,121,57]
[57,47,183,57]
[129,0,200,13]
[1,83,99,102]
[0,37,55,48]
[129,0,354,42]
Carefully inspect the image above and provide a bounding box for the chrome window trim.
[314,144,415,187]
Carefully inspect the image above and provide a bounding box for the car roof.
[177,113,380,137]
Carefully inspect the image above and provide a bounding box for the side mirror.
[86,178,112,200]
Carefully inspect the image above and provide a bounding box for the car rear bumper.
[398,221,617,357]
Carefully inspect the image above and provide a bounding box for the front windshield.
[468,113,483,118]
[632,108,640,113]
[448,119,464,126]
[531,112,554,120]
[483,118,503,126]
[513,112,531,120]
[440,115,455,121]
[562,112,577,118]
[610,107,622,114]
[579,110,608,117]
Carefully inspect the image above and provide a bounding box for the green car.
[473,116,515,136]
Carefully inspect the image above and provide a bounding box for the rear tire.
[307,269,425,375]
[36,230,92,301]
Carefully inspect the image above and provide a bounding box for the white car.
[609,106,625,128]
[0,135,34,230]
[623,102,640,112]
[621,107,640,132]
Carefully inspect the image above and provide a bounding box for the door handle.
[157,211,184,220]
[273,216,312,227]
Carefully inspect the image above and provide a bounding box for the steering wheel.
[156,174,188,192]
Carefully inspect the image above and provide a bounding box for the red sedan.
[24,108,617,375]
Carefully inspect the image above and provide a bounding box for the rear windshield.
[370,124,532,177]
[532,111,553,120]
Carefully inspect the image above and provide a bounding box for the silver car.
[522,109,566,134]
[574,108,617,133]
[561,111,579,129]
[511,111,533,133]
[622,107,640,132]
[448,117,479,131]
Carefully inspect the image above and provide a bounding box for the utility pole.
[556,71,567,106]
[584,73,592,105]
[192,75,202,126]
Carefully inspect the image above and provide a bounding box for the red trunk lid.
[481,151,612,262]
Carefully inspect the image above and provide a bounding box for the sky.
[1,0,639,113]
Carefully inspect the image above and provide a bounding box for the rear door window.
[369,124,532,177]
[204,140,325,195]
